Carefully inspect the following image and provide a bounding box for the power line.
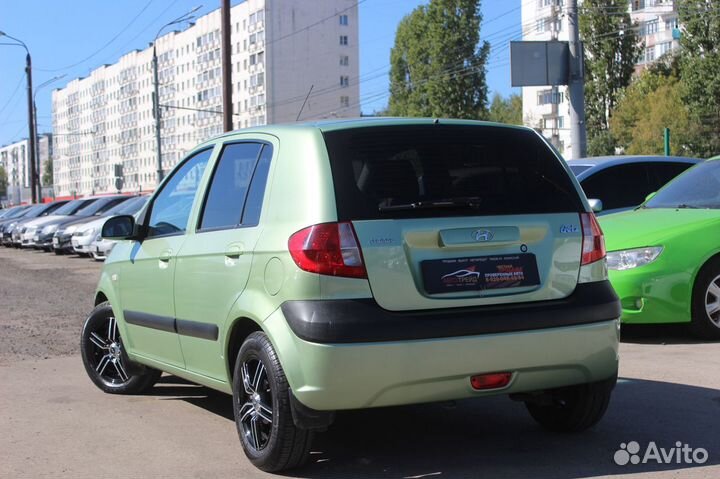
[0,74,24,117]
[36,0,156,73]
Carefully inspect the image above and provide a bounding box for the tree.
[610,69,699,156]
[487,93,522,125]
[388,0,490,119]
[579,0,643,153]
[678,0,720,157]
[0,165,7,199]
[42,158,53,187]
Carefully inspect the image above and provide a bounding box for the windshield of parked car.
[17,205,45,218]
[52,199,92,216]
[3,206,32,219]
[645,160,720,209]
[104,196,148,216]
[75,197,128,216]
[568,164,592,176]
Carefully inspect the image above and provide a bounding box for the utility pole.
[25,53,38,203]
[549,1,560,150]
[153,44,163,184]
[221,0,233,132]
[567,0,587,159]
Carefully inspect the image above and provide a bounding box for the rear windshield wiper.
[379,197,483,212]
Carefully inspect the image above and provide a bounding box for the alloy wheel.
[704,275,720,328]
[86,315,131,385]
[238,358,274,451]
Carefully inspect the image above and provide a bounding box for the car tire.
[690,258,720,340]
[54,249,64,255]
[232,331,313,472]
[525,376,615,433]
[80,301,161,394]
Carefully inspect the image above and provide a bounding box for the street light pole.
[567,0,587,159]
[152,6,202,186]
[33,75,65,203]
[0,31,38,203]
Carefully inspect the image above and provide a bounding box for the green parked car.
[600,157,720,339]
[80,119,620,472]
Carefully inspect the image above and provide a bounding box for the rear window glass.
[569,164,592,176]
[323,125,583,220]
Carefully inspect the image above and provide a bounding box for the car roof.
[202,118,532,147]
[567,155,702,168]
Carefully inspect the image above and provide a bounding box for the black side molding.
[125,311,219,341]
[281,280,621,344]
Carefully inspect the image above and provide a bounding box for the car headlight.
[79,227,97,237]
[607,247,663,271]
[43,224,59,234]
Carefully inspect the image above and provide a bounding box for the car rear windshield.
[645,160,720,209]
[323,125,583,220]
[568,164,592,176]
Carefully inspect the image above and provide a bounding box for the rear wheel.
[80,302,161,394]
[232,332,313,472]
[691,258,720,340]
[525,377,615,432]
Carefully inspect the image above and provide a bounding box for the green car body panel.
[94,118,619,410]
[600,191,720,326]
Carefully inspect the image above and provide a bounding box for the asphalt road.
[1,246,719,478]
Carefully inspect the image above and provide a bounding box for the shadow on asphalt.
[621,323,714,345]
[148,375,720,478]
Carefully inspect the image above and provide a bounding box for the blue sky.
[0,0,520,146]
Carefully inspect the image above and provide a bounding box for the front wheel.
[80,302,161,394]
[233,332,313,472]
[525,377,615,432]
[690,259,720,340]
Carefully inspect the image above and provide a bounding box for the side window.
[241,145,273,226]
[581,164,651,210]
[147,149,213,237]
[650,162,694,190]
[198,142,264,231]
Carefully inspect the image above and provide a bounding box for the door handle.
[159,250,172,262]
[225,244,244,258]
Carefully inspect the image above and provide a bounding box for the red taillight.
[580,212,606,265]
[470,372,512,390]
[288,222,367,279]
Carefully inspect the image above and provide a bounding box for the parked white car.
[74,195,149,258]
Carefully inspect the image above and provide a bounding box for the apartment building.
[521,0,681,159]
[0,134,52,205]
[52,0,359,197]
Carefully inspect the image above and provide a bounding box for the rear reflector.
[470,372,512,390]
[288,222,367,279]
[580,212,606,265]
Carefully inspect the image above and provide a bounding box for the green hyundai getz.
[81,119,620,472]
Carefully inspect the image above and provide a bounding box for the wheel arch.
[94,291,109,306]
[225,316,265,382]
[691,250,720,297]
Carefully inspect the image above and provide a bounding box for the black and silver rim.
[86,315,131,385]
[238,358,273,451]
[705,275,720,329]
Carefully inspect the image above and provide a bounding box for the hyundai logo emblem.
[473,230,494,242]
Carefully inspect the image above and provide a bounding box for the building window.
[644,46,656,63]
[659,41,673,56]
[641,19,659,36]
[340,76,349,87]
[339,14,349,25]
[537,89,563,105]
[340,55,349,66]
[340,35,348,46]
[665,17,679,31]
[340,96,350,108]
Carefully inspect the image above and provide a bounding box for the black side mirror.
[102,215,136,240]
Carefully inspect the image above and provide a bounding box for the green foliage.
[677,0,720,157]
[42,158,53,187]
[579,0,643,147]
[388,0,490,119]
[587,130,617,156]
[0,165,7,198]
[487,93,522,125]
[610,72,698,156]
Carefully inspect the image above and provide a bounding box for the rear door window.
[581,163,652,210]
[197,142,266,231]
[322,125,583,220]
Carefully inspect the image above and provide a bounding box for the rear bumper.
[265,312,620,411]
[266,281,621,411]
[281,281,620,343]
